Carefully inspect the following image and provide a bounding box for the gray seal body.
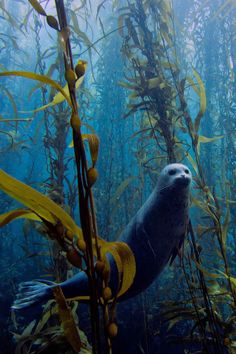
[13,163,191,309]
[118,162,191,299]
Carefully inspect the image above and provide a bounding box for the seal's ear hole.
[168,169,176,175]
[184,169,190,174]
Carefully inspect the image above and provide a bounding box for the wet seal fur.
[13,163,192,309]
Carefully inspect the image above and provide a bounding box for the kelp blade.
[0,71,72,109]
[24,74,85,114]
[0,208,41,227]
[100,241,136,298]
[53,286,82,352]
[0,169,82,238]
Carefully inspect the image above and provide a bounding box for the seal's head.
[157,163,192,192]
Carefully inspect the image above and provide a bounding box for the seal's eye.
[184,169,189,174]
[168,169,176,176]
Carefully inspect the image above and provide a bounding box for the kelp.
[13,300,92,354]
[0,209,42,227]
[0,71,72,109]
[117,0,183,163]
[52,286,82,352]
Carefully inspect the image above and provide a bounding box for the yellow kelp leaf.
[160,0,172,15]
[0,71,72,108]
[230,343,236,351]
[100,243,122,291]
[67,295,90,302]
[70,11,89,46]
[21,320,37,337]
[69,133,99,166]
[186,76,199,95]
[129,91,139,99]
[69,135,88,149]
[79,347,93,354]
[167,318,182,332]
[196,224,215,238]
[207,279,225,296]
[28,63,58,99]
[34,305,57,333]
[24,74,85,114]
[198,135,224,144]
[118,14,125,36]
[29,0,47,16]
[53,286,81,352]
[0,117,32,122]
[192,259,222,279]
[101,241,136,298]
[115,242,136,297]
[217,270,236,289]
[192,68,207,132]
[118,81,138,90]
[68,121,96,147]
[161,61,179,71]
[161,28,173,48]
[0,208,41,227]
[0,169,82,238]
[70,11,99,56]
[191,197,218,222]
[185,152,198,174]
[197,135,224,154]
[82,134,99,167]
[147,77,165,90]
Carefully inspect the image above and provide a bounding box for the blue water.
[0,1,235,353]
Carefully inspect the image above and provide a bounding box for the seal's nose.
[176,174,190,187]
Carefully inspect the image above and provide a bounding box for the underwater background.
[0,0,236,353]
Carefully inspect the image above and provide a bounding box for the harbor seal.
[13,163,191,309]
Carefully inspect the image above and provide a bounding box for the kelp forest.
[0,0,236,353]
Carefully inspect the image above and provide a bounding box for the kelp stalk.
[54,1,102,352]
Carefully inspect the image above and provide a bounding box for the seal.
[13,163,191,309]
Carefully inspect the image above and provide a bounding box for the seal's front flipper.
[12,271,91,311]
[12,280,55,310]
